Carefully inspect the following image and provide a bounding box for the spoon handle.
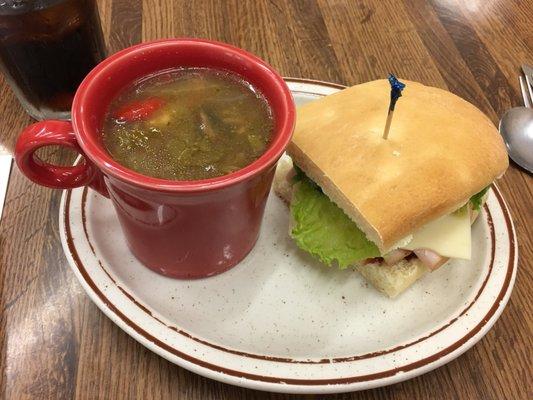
[519,77,532,108]
[521,65,533,107]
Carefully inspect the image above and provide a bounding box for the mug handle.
[15,120,109,197]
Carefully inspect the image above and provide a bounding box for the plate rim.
[59,77,518,393]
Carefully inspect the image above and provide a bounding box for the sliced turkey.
[413,249,449,271]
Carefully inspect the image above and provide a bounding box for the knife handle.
[15,120,108,197]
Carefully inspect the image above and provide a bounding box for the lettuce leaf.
[289,170,489,268]
[470,186,490,211]
[290,177,380,268]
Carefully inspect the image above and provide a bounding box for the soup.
[102,68,274,181]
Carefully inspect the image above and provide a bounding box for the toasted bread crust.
[288,79,508,251]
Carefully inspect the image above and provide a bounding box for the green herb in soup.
[102,68,274,180]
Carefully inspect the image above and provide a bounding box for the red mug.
[15,39,295,279]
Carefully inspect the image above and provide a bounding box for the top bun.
[288,79,508,251]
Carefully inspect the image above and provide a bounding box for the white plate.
[59,79,518,394]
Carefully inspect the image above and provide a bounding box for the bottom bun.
[354,259,428,298]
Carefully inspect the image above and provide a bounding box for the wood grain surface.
[1,0,532,398]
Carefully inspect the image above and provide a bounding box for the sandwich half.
[274,79,508,298]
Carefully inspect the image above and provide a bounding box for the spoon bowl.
[499,106,533,173]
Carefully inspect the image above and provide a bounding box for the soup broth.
[102,68,274,181]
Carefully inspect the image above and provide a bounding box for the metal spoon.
[499,75,533,173]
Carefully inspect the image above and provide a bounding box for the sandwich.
[273,79,508,298]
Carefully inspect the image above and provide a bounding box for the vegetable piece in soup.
[102,68,274,180]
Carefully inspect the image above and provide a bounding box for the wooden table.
[1,1,531,398]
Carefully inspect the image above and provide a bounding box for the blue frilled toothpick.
[382,74,406,139]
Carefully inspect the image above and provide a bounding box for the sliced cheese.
[403,208,471,259]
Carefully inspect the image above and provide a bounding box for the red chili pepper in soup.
[114,97,164,122]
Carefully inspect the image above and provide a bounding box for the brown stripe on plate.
[284,77,347,90]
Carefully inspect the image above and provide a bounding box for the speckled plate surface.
[59,79,518,394]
